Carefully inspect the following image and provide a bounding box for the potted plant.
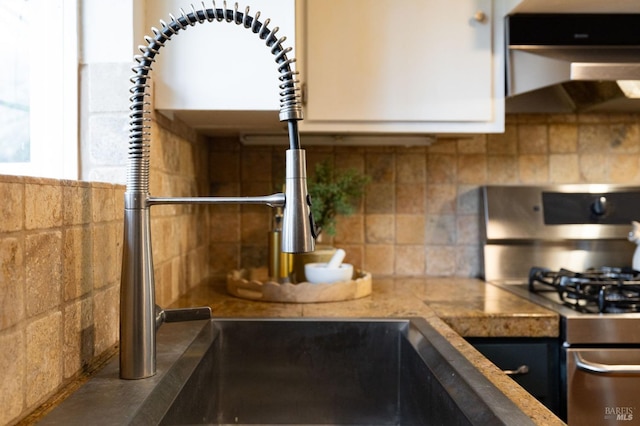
[307,160,371,240]
[293,160,370,282]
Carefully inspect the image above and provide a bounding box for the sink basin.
[40,318,535,425]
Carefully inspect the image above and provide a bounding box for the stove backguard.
[482,185,640,282]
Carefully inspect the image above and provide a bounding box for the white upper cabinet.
[145,0,507,135]
[145,0,295,133]
[296,0,506,134]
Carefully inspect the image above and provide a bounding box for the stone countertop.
[169,275,564,426]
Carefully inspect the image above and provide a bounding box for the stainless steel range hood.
[506,1,640,113]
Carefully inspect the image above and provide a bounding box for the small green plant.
[308,160,370,237]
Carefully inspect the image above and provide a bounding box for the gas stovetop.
[528,267,640,314]
[482,185,640,345]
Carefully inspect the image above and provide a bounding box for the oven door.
[567,348,640,426]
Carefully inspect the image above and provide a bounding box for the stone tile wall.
[0,176,123,425]
[0,116,210,425]
[207,113,640,279]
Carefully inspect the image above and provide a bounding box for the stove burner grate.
[529,267,640,313]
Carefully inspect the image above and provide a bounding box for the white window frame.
[0,0,78,180]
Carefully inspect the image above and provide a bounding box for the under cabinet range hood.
[506,9,640,113]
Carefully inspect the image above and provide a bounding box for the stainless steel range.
[482,185,640,426]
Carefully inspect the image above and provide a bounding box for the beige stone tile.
[92,185,116,223]
[26,311,62,406]
[0,181,23,232]
[93,285,119,356]
[178,139,196,177]
[210,211,240,243]
[577,124,613,153]
[396,153,426,183]
[209,242,240,277]
[334,151,366,174]
[457,136,486,154]
[170,256,186,300]
[610,154,640,183]
[92,223,120,289]
[425,215,456,245]
[518,154,549,183]
[396,215,425,245]
[427,154,457,183]
[547,113,577,124]
[579,154,610,182]
[611,123,640,154]
[428,139,457,153]
[487,125,517,154]
[209,151,240,182]
[25,183,62,230]
[26,231,62,317]
[549,154,580,183]
[395,245,425,275]
[242,149,272,182]
[0,328,25,425]
[514,114,549,124]
[63,226,93,301]
[63,298,94,379]
[364,183,394,214]
[155,259,171,307]
[0,237,24,330]
[456,215,480,244]
[240,210,270,245]
[517,124,548,154]
[240,244,268,269]
[366,152,395,183]
[339,244,364,271]
[63,183,92,226]
[549,123,578,153]
[457,186,481,215]
[425,246,456,276]
[114,186,125,219]
[487,155,518,184]
[456,245,482,277]
[457,154,487,184]
[365,214,394,244]
[334,214,364,244]
[396,183,425,214]
[426,184,457,214]
[364,245,394,275]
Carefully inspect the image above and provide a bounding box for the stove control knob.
[591,196,607,216]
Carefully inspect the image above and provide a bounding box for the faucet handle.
[157,307,212,328]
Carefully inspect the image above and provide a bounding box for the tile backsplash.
[210,113,640,280]
[2,112,640,424]
[0,114,210,425]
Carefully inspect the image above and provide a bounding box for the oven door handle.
[575,352,640,375]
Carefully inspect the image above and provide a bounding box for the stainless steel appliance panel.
[567,348,640,426]
[483,185,640,242]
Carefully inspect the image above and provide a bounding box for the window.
[0,0,78,179]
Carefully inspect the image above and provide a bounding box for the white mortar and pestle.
[304,249,354,284]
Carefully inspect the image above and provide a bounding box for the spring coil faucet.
[121,1,316,379]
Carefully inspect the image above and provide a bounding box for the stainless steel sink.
[40,318,535,425]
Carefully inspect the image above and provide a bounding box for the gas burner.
[529,267,640,313]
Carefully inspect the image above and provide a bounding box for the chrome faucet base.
[120,206,156,379]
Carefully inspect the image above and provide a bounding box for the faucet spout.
[120,3,314,380]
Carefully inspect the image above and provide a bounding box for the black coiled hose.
[127,2,303,193]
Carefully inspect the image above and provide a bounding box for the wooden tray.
[226,268,372,303]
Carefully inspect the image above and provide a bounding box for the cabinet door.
[469,338,560,415]
[298,0,504,133]
[147,0,295,113]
